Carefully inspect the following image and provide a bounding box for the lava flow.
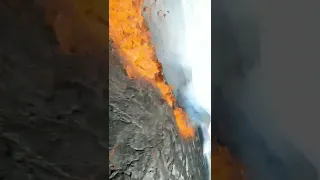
[109,0,195,138]
[41,0,246,178]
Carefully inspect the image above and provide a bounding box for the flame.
[40,0,246,178]
[109,0,195,138]
[109,1,246,178]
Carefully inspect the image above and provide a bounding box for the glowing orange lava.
[41,0,246,178]
[109,0,195,138]
[109,2,246,178]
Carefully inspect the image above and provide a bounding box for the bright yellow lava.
[41,0,246,178]
[109,1,246,179]
[109,0,195,138]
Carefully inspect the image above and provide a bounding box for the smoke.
[144,0,320,179]
[142,0,211,179]
[142,0,211,117]
[142,1,211,135]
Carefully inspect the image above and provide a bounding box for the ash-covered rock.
[109,46,207,180]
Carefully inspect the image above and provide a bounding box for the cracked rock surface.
[0,0,207,180]
[0,1,109,180]
[109,45,207,180]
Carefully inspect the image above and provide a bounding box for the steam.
[142,0,211,179]
[144,0,319,179]
[180,0,211,115]
[142,1,211,136]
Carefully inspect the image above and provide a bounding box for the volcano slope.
[109,43,208,180]
[0,1,110,179]
[0,1,208,180]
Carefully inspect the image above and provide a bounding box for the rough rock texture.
[0,1,207,180]
[109,44,207,180]
[0,1,109,179]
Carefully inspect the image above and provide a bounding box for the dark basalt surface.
[109,44,207,180]
[0,1,207,180]
[0,1,110,179]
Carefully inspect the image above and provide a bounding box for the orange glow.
[41,0,246,178]
[109,0,195,138]
[212,146,246,180]
[42,0,108,54]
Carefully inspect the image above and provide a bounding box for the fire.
[109,0,195,138]
[40,0,246,178]
[109,2,247,179]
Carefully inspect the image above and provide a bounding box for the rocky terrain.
[0,1,110,179]
[109,43,207,180]
[0,0,207,179]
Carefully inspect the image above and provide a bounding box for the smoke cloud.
[142,0,212,179]
[144,0,320,179]
[142,0,211,117]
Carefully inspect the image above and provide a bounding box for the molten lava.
[109,1,246,179]
[109,0,195,138]
[41,0,246,178]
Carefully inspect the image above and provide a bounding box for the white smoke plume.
[142,0,212,179]
[143,0,320,179]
